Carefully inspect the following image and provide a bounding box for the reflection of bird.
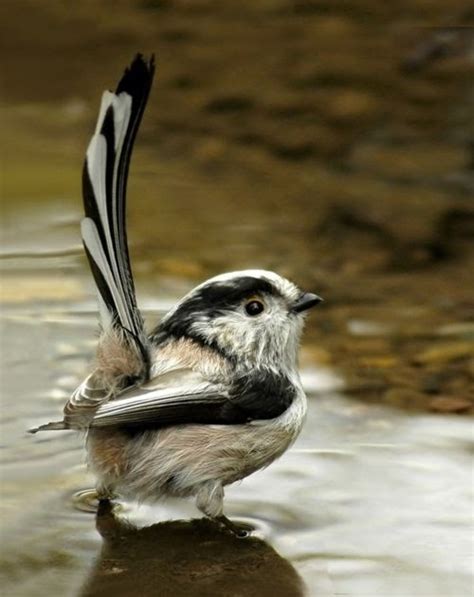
[30,55,321,536]
[80,501,304,597]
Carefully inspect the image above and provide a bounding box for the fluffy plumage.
[29,55,321,534]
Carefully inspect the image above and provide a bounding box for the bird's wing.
[82,53,155,373]
[30,365,231,433]
[90,379,242,428]
[28,370,114,433]
[62,372,114,429]
[30,364,296,433]
[89,369,296,429]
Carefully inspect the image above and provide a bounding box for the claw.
[215,515,250,538]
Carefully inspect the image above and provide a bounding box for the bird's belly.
[87,395,306,502]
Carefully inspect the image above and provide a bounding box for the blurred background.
[1,1,473,596]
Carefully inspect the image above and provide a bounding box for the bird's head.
[152,270,322,371]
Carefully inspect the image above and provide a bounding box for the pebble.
[300,345,332,365]
[347,319,393,337]
[155,257,204,279]
[351,142,464,180]
[384,388,428,409]
[344,374,387,395]
[358,356,398,368]
[436,322,474,338]
[326,90,379,122]
[413,342,474,365]
[429,396,472,414]
[194,136,228,164]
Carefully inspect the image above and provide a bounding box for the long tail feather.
[82,54,155,377]
[30,55,156,434]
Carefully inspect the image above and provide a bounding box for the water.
[1,233,472,595]
[1,1,473,595]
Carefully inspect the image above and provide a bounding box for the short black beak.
[292,292,323,313]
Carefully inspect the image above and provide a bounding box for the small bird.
[30,55,322,536]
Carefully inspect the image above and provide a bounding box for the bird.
[29,54,322,536]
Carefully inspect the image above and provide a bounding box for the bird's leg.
[96,481,116,501]
[97,497,113,516]
[96,488,109,501]
[96,498,120,538]
[215,514,249,538]
[196,480,249,538]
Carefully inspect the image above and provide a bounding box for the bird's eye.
[245,300,265,316]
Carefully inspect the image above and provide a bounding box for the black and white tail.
[82,54,155,370]
[29,55,156,434]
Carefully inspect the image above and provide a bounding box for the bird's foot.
[215,515,250,538]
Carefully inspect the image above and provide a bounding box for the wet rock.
[170,74,198,89]
[402,16,474,72]
[344,373,388,396]
[347,319,394,337]
[160,28,196,43]
[300,345,332,365]
[384,388,430,410]
[435,208,474,255]
[262,121,319,161]
[420,370,450,394]
[351,142,465,181]
[269,140,316,161]
[413,342,474,365]
[325,89,380,123]
[204,96,254,114]
[358,355,398,368]
[155,257,204,279]
[194,136,228,165]
[307,15,359,41]
[468,358,474,379]
[141,0,172,11]
[387,367,421,390]
[344,337,392,355]
[439,368,474,395]
[429,396,472,413]
[436,322,474,338]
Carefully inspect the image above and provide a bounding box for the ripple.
[71,488,101,513]
[230,516,272,539]
[71,489,130,515]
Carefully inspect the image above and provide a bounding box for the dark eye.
[245,300,264,316]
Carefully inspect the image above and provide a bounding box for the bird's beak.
[292,292,323,313]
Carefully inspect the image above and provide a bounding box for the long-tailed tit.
[30,55,322,536]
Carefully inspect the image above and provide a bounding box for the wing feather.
[89,381,248,428]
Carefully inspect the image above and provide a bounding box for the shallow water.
[1,223,472,596]
[1,1,474,595]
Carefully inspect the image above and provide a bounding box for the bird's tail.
[81,54,155,379]
[29,56,156,434]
